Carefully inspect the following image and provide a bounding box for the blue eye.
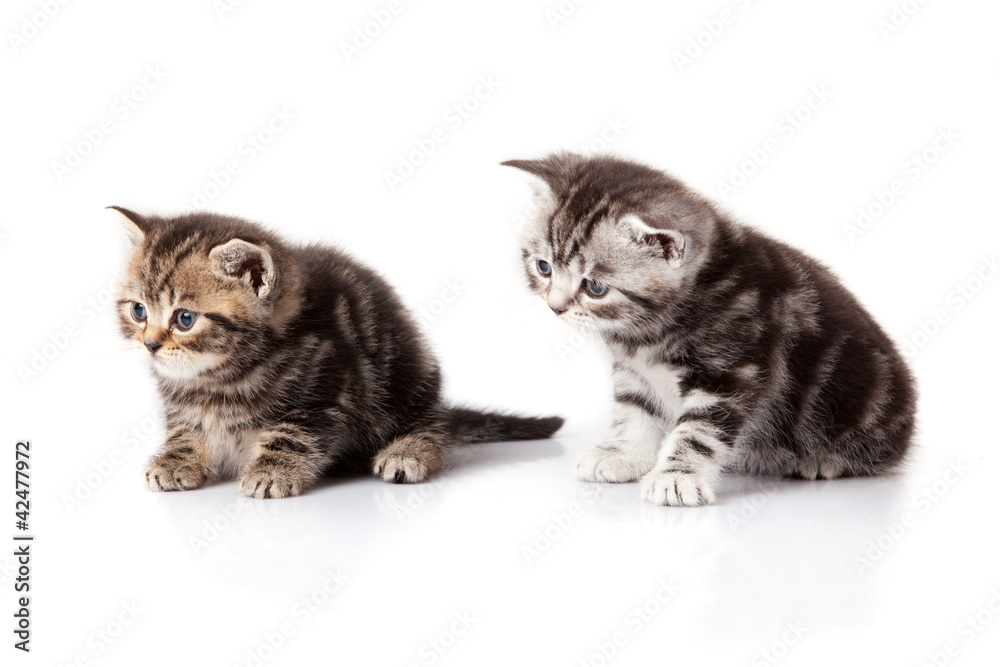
[174,310,197,331]
[584,279,609,298]
[131,302,146,322]
[537,260,552,276]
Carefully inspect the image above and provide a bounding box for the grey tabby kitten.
[504,154,916,506]
[114,208,562,498]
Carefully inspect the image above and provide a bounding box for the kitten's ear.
[501,159,558,199]
[502,154,580,201]
[621,214,686,268]
[209,239,275,299]
[107,206,151,246]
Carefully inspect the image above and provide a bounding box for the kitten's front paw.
[237,466,303,499]
[373,451,429,484]
[639,470,715,507]
[143,457,210,492]
[575,446,653,483]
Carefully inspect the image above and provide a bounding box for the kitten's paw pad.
[237,468,302,499]
[373,452,429,484]
[639,470,715,507]
[143,459,209,492]
[575,446,652,483]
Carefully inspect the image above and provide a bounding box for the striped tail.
[447,407,564,444]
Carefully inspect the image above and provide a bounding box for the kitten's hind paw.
[237,467,304,499]
[143,458,210,492]
[575,445,654,483]
[373,451,430,484]
[372,432,445,484]
[639,470,715,507]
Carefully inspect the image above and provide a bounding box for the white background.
[2,1,999,665]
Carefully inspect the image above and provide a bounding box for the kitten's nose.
[144,340,163,355]
[550,305,567,316]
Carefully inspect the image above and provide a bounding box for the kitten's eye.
[174,311,197,331]
[537,260,552,276]
[131,302,146,322]
[584,279,609,298]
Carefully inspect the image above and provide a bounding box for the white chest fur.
[614,348,687,426]
[174,404,259,478]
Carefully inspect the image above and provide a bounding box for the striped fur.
[113,208,562,499]
[504,154,916,506]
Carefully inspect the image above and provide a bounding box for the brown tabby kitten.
[113,207,562,498]
[504,153,916,506]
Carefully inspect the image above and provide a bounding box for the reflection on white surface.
[33,428,998,667]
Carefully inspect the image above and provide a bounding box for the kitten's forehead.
[520,169,644,267]
[126,236,212,300]
[122,232,243,316]
[524,210,636,270]
[514,153,715,266]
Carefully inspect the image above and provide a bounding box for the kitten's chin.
[151,353,226,381]
[562,312,604,338]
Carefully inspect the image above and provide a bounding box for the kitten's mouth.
[150,352,226,380]
[563,311,593,327]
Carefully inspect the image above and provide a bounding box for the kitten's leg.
[143,425,213,492]
[575,368,668,483]
[639,394,744,506]
[373,426,450,484]
[237,425,326,499]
